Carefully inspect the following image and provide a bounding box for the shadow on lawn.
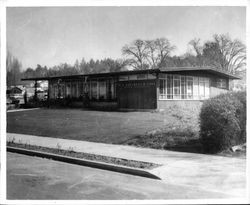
[122,132,205,154]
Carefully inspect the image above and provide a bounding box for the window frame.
[159,74,210,100]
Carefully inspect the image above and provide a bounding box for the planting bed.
[7,142,160,170]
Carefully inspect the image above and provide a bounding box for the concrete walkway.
[7,133,246,198]
[7,108,40,113]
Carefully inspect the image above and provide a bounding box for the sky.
[7,6,246,70]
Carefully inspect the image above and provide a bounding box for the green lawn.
[7,107,200,149]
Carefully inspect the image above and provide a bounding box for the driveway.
[8,152,233,200]
[7,133,247,198]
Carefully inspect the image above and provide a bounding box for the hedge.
[199,91,246,153]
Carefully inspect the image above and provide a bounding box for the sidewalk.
[7,133,246,198]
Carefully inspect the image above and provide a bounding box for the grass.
[7,142,160,169]
[7,106,201,152]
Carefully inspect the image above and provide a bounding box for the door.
[117,80,157,109]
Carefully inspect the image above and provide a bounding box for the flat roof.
[21,67,240,81]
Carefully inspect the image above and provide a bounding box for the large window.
[89,79,116,100]
[159,75,210,100]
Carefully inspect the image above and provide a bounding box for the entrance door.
[117,80,157,109]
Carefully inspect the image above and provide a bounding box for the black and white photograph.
[0,0,249,204]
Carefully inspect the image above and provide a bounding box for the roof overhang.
[21,69,159,81]
[159,67,240,79]
[21,67,240,81]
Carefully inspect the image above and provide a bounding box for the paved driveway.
[8,152,233,200]
[7,133,247,198]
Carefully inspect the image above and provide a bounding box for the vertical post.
[76,81,79,98]
[47,80,50,107]
[64,81,66,98]
[70,80,72,98]
[155,73,159,110]
[107,79,111,101]
[34,80,38,101]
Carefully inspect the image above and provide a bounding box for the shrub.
[200,91,246,153]
[231,91,246,142]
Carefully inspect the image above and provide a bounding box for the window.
[53,85,58,99]
[71,83,77,98]
[159,79,166,99]
[90,81,98,99]
[89,79,116,100]
[66,83,71,97]
[173,76,181,99]
[187,77,193,99]
[159,75,210,100]
[119,76,129,81]
[119,74,156,81]
[167,75,173,99]
[129,75,137,80]
[137,74,147,80]
[217,78,227,89]
[99,81,107,100]
[59,84,64,98]
[181,76,186,99]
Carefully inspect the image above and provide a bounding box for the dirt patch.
[7,142,160,170]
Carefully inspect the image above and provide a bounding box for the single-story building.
[22,67,240,110]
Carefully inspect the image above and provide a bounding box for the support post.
[34,80,38,101]
[155,73,159,110]
[47,80,50,107]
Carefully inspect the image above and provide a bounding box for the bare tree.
[122,38,175,70]
[203,34,246,74]
[188,38,205,66]
[122,39,148,70]
[153,38,176,68]
[189,38,203,56]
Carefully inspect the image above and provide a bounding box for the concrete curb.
[7,146,161,180]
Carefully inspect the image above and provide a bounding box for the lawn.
[7,106,201,150]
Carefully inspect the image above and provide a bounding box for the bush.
[231,91,246,142]
[200,91,246,153]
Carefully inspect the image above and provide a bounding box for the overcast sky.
[7,6,246,70]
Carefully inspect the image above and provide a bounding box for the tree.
[122,38,175,70]
[79,58,91,74]
[35,64,48,77]
[122,39,148,70]
[74,59,80,73]
[6,51,22,86]
[188,38,205,66]
[23,67,35,78]
[203,34,246,74]
[152,38,176,68]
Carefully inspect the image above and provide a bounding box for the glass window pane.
[205,81,210,99]
[66,83,71,97]
[159,79,166,99]
[129,75,137,80]
[187,80,193,99]
[193,77,199,99]
[173,75,180,99]
[119,76,129,81]
[137,74,147,80]
[199,82,205,99]
[99,81,106,100]
[181,76,186,99]
[91,81,98,99]
[167,75,173,99]
[217,78,227,89]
